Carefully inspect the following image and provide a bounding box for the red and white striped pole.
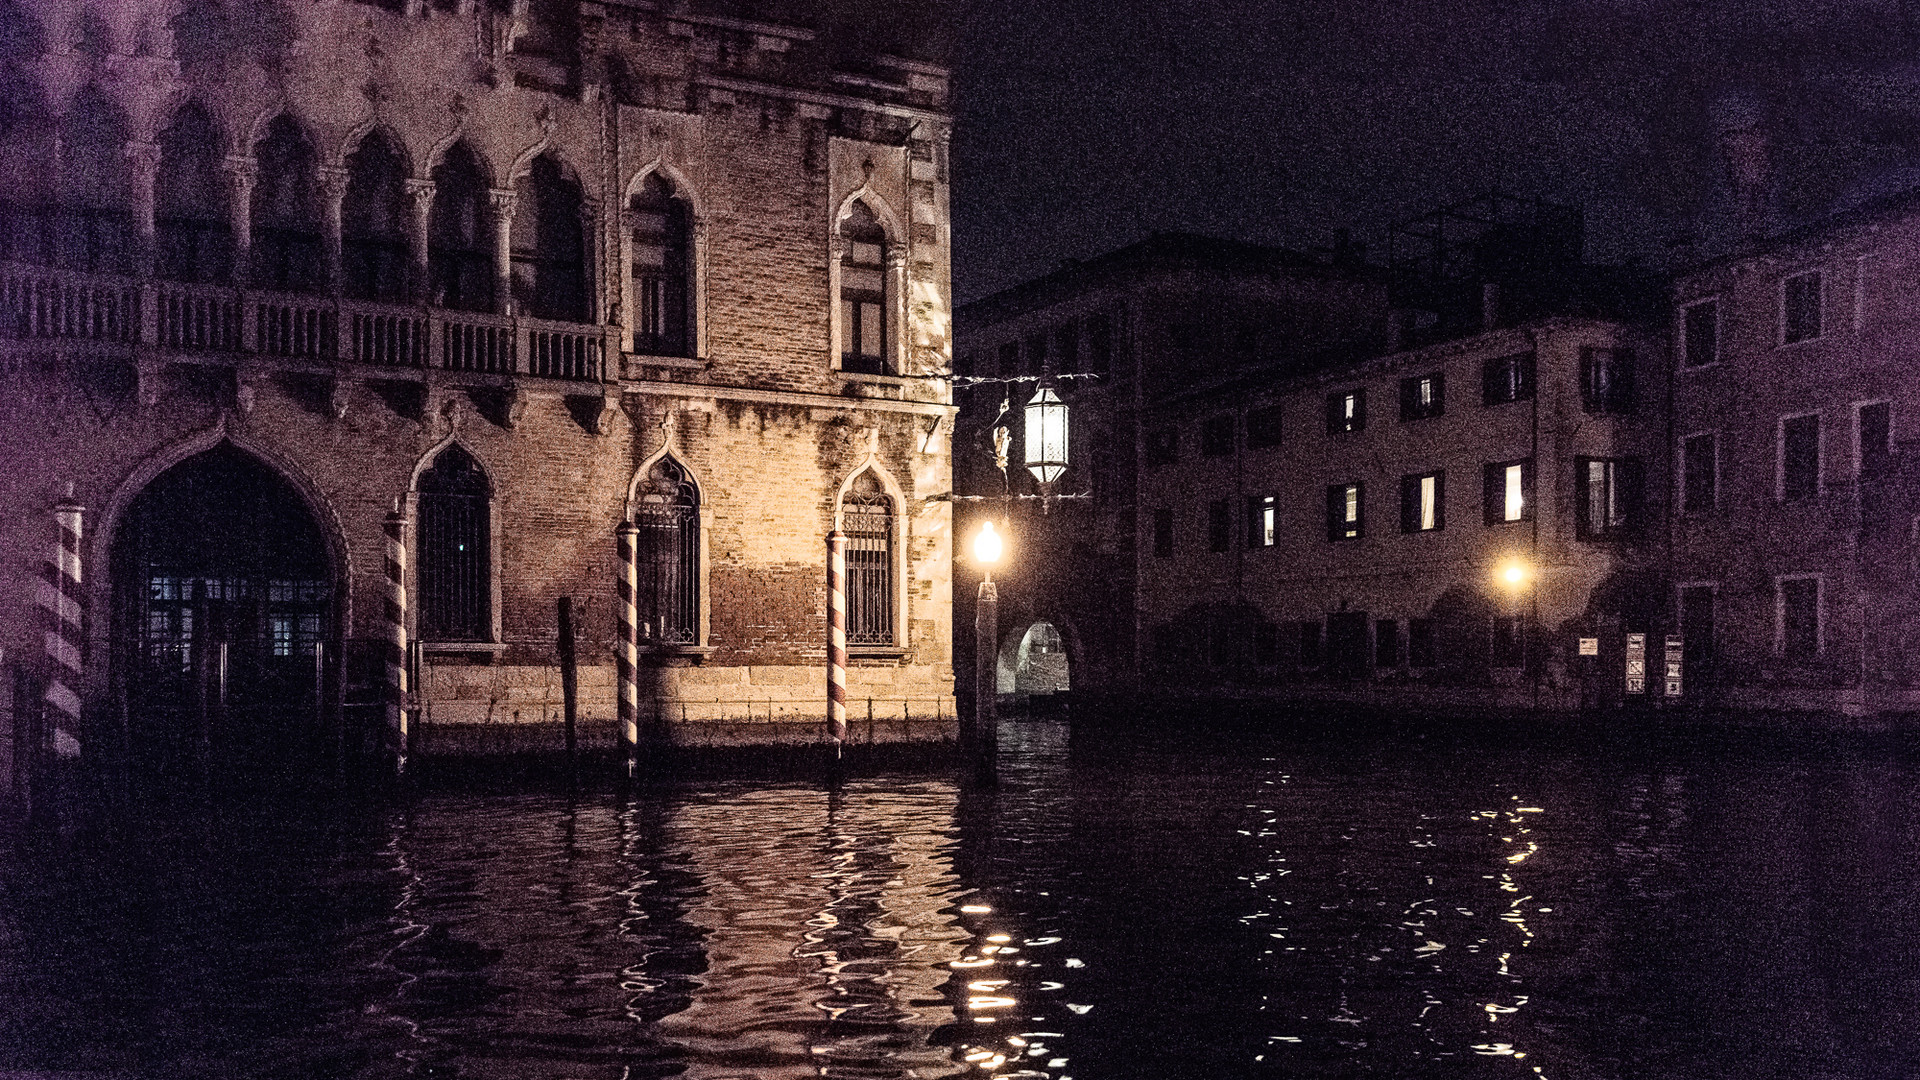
[826,529,848,755]
[39,487,84,762]
[616,522,640,774]
[383,504,409,770]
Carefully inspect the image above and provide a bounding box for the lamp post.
[969,520,1003,777]
[1497,557,1540,712]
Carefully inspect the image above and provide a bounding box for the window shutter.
[1432,470,1445,530]
[1614,348,1636,413]
[1574,457,1593,536]
[1483,462,1499,526]
[1353,388,1366,428]
[1482,356,1502,405]
[1622,458,1646,532]
[1400,474,1416,533]
[1326,485,1342,542]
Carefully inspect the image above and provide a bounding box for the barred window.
[418,445,491,641]
[630,172,690,356]
[634,456,700,645]
[842,471,895,646]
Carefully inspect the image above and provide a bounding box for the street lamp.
[1495,556,1540,711]
[1024,385,1069,509]
[969,519,1003,780]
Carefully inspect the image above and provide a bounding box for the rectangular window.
[1400,470,1444,532]
[1326,388,1366,434]
[1246,405,1283,449]
[1859,401,1892,478]
[1779,576,1820,657]
[1208,498,1231,552]
[1482,351,1536,405]
[1781,413,1820,501]
[1683,300,1718,368]
[1399,372,1445,421]
[1576,456,1642,539]
[1491,616,1525,667]
[1783,270,1822,344]
[1679,583,1716,676]
[1579,347,1636,415]
[1298,620,1323,666]
[996,341,1020,377]
[1086,313,1113,375]
[1682,432,1717,513]
[1152,507,1173,558]
[1327,482,1364,541]
[1407,618,1437,668]
[1145,428,1178,467]
[1201,415,1236,457]
[1246,494,1277,548]
[1375,618,1401,668]
[1482,458,1534,525]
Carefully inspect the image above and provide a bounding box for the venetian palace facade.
[0,0,956,774]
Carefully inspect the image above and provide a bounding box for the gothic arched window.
[56,86,131,274]
[839,201,890,375]
[842,470,895,646]
[417,445,492,642]
[0,81,54,265]
[342,130,408,302]
[250,115,322,293]
[155,101,231,283]
[510,153,586,321]
[633,457,699,645]
[429,141,492,312]
[629,173,690,356]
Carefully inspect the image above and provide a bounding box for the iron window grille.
[630,173,690,356]
[634,457,700,645]
[842,477,895,646]
[417,445,492,642]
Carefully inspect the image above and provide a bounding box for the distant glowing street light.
[1498,558,1533,588]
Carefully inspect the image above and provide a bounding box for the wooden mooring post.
[557,597,578,761]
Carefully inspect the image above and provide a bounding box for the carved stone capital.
[329,378,352,420]
[404,178,436,208]
[123,141,161,185]
[315,165,350,201]
[488,188,518,223]
[505,386,528,429]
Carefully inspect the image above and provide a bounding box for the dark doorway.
[111,443,335,773]
[1326,611,1370,680]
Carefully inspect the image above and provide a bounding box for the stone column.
[223,156,256,286]
[489,188,517,315]
[125,141,161,278]
[405,178,435,305]
[885,247,909,375]
[316,165,348,297]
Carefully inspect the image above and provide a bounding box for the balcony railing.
[0,262,608,383]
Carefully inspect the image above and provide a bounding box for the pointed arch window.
[839,201,891,375]
[156,102,231,283]
[629,173,690,356]
[429,142,493,313]
[250,116,323,293]
[510,153,586,322]
[418,445,492,642]
[842,470,895,646]
[342,131,408,302]
[56,87,131,274]
[634,457,699,645]
[0,82,55,265]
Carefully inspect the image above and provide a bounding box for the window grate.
[843,489,894,646]
[635,458,699,645]
[418,446,491,641]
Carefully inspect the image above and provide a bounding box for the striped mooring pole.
[826,529,848,755]
[382,504,409,771]
[616,522,640,774]
[39,488,84,762]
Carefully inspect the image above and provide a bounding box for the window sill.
[849,646,911,661]
[421,641,507,653]
[640,644,715,658]
[628,352,705,370]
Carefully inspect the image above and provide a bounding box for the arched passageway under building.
[997,619,1071,699]
[109,442,339,774]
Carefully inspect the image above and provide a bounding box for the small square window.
[1152,507,1173,558]
[1482,352,1536,405]
[1399,372,1445,421]
[1579,347,1636,415]
[1326,388,1366,434]
[1246,494,1277,548]
[1400,470,1444,532]
[1683,300,1718,368]
[1246,405,1283,449]
[1201,415,1236,457]
[1145,428,1179,467]
[1207,498,1231,552]
[1783,271,1822,344]
[1327,481,1364,541]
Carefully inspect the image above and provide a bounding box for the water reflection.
[4,723,1920,1078]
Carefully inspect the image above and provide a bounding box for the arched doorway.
[997,620,1071,699]
[110,442,336,771]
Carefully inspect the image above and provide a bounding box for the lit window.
[1326,388,1366,434]
[1400,470,1444,532]
[1246,494,1277,548]
[1483,459,1533,524]
[1576,456,1642,539]
[1327,482,1364,541]
[1399,372,1444,421]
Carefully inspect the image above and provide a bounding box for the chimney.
[1481,282,1501,332]
[1713,91,1771,243]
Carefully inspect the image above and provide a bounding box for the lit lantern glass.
[973,520,1003,566]
[1024,387,1069,485]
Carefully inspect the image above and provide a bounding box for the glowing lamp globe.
[973,520,1003,567]
[1024,387,1069,485]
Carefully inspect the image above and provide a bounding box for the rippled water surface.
[4,718,1920,1079]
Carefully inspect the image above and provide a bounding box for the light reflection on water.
[2,719,1919,1079]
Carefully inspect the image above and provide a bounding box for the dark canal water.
[4,717,1919,1079]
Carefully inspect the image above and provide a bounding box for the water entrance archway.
[997,620,1071,699]
[110,442,337,771]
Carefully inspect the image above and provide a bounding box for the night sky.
[945,0,1920,303]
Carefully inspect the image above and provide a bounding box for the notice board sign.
[1578,637,1599,656]
[1625,633,1646,694]
[1664,635,1684,697]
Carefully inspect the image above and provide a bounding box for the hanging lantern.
[1023,386,1069,486]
